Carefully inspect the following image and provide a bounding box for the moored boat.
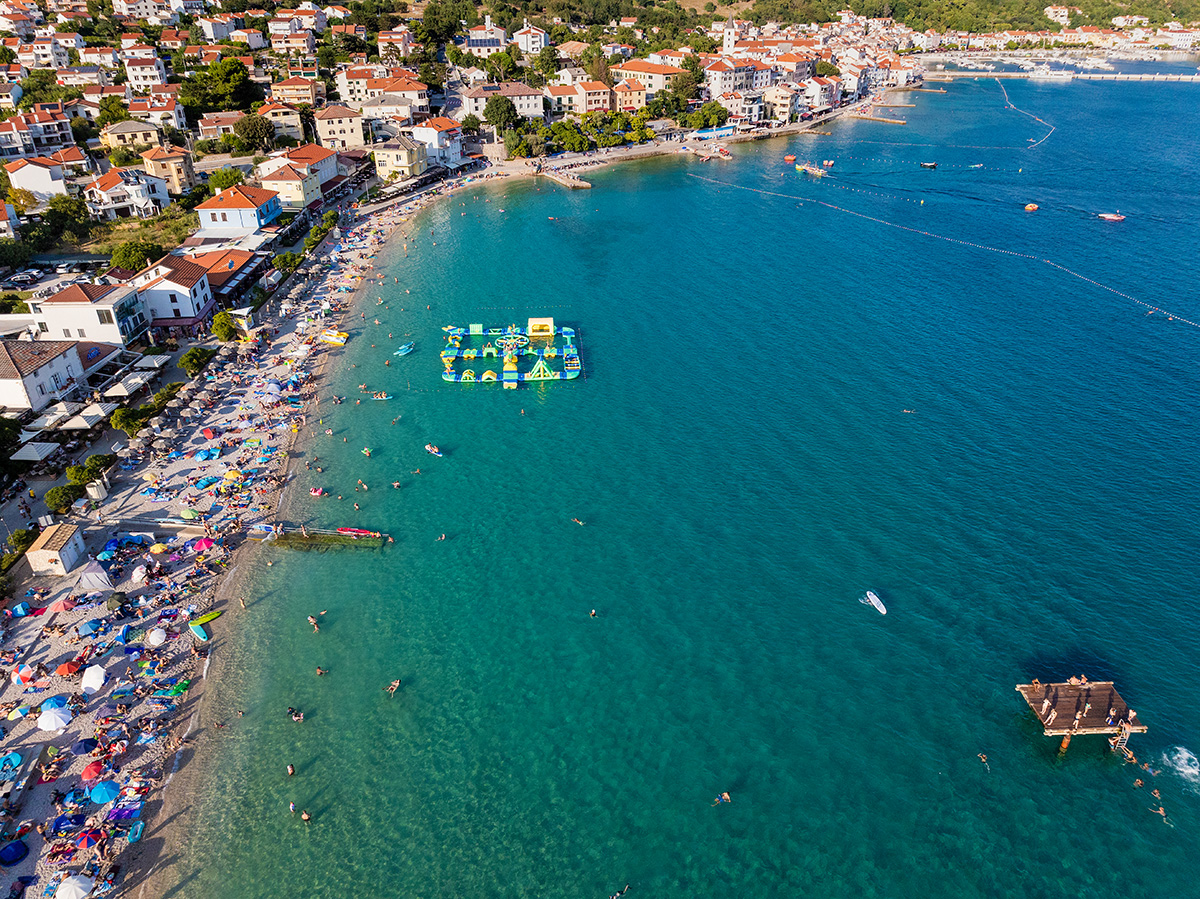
[920,162,938,169]
[1098,212,1125,222]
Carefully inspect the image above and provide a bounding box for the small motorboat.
[1098,212,1125,222]
[1025,203,1039,211]
[393,343,414,356]
[424,444,443,457]
[784,154,796,162]
[919,162,938,169]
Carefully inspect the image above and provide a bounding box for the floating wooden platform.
[248,525,389,549]
[1015,680,1145,738]
[849,114,906,124]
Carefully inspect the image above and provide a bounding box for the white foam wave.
[1161,746,1200,790]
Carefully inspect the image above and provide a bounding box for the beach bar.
[1016,678,1146,754]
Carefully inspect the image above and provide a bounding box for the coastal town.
[0,0,1185,892]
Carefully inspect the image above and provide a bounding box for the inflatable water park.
[440,318,581,389]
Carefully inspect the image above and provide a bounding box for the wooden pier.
[849,114,906,124]
[1016,679,1145,753]
[540,170,592,189]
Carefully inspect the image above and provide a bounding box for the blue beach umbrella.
[97,551,115,561]
[70,739,98,755]
[40,695,68,710]
[89,781,120,804]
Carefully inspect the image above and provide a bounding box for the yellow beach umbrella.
[223,471,242,481]
[149,543,169,554]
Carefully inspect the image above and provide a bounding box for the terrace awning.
[59,402,118,430]
[104,371,153,398]
[133,355,173,370]
[10,441,60,462]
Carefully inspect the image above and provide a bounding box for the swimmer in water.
[437,534,446,541]
[572,518,585,526]
[712,792,731,805]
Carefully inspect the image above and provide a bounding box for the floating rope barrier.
[688,173,1200,329]
[996,79,1057,150]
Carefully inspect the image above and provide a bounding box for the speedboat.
[920,162,938,169]
[393,342,414,356]
[1098,212,1125,222]
[424,444,443,457]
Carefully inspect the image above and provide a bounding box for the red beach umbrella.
[81,761,104,781]
[74,829,103,849]
[55,662,82,677]
[10,665,33,684]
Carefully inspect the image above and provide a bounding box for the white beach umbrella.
[37,706,72,731]
[55,875,95,899]
[146,628,167,647]
[80,665,106,696]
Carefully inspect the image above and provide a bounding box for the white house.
[83,168,170,220]
[3,155,66,205]
[464,15,506,57]
[194,184,283,238]
[28,281,148,345]
[257,143,340,192]
[463,81,544,120]
[0,339,85,412]
[124,57,167,90]
[231,29,265,49]
[130,253,215,337]
[512,19,548,55]
[408,117,463,168]
[128,97,187,131]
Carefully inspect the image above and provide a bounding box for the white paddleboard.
[861,591,887,615]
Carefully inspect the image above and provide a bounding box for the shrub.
[65,464,89,484]
[9,528,37,553]
[44,483,85,512]
[83,453,116,480]
[211,310,237,342]
[179,346,217,376]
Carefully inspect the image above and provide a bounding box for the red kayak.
[337,527,377,538]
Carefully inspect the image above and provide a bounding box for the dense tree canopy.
[483,96,520,132]
[111,240,164,272]
[209,167,245,192]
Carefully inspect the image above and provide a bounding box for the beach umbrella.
[74,829,103,849]
[55,875,94,899]
[146,628,167,647]
[137,428,154,438]
[55,661,81,676]
[81,665,105,695]
[103,539,119,552]
[6,707,28,721]
[47,598,76,612]
[149,543,169,554]
[194,537,214,551]
[222,471,241,481]
[141,472,158,481]
[90,781,120,804]
[179,508,199,520]
[152,439,171,450]
[131,565,147,584]
[71,738,98,755]
[10,665,33,684]
[165,399,182,408]
[41,695,68,710]
[81,760,104,781]
[76,619,102,637]
[36,706,72,731]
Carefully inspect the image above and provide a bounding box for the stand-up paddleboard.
[860,591,887,615]
[189,623,210,642]
[191,611,222,626]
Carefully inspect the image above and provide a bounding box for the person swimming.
[712,792,731,805]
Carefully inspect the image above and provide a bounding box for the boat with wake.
[1098,212,1125,222]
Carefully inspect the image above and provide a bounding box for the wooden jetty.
[1016,679,1146,754]
[849,114,906,124]
[248,525,389,550]
[540,170,592,189]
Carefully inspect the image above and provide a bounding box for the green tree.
[460,113,481,135]
[0,46,13,65]
[483,95,519,132]
[178,346,217,376]
[209,166,245,191]
[208,58,260,110]
[107,146,140,167]
[0,239,29,270]
[6,188,34,214]
[111,239,164,271]
[45,195,91,239]
[234,113,274,151]
[815,60,840,77]
[0,293,28,314]
[70,116,98,146]
[96,94,131,128]
[419,0,476,43]
[273,250,302,275]
[535,45,560,77]
[211,310,238,342]
[18,69,81,110]
[43,484,85,513]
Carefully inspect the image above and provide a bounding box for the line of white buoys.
[688,173,1199,329]
[996,78,1057,149]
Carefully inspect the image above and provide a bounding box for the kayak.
[371,395,393,400]
[424,444,442,457]
[393,343,414,356]
[336,527,378,538]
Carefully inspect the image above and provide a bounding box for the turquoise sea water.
[179,72,1200,898]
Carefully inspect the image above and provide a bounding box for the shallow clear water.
[179,73,1200,898]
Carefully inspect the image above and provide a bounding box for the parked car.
[7,273,37,284]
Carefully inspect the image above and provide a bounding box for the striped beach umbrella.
[74,829,103,849]
[10,664,33,684]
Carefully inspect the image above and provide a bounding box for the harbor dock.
[539,169,592,189]
[1016,679,1146,753]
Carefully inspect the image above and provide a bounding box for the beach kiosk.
[229,307,256,339]
[25,524,87,577]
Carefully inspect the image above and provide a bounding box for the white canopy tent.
[27,402,81,431]
[59,402,118,430]
[104,371,153,398]
[10,441,61,462]
[134,355,173,370]
[74,560,114,593]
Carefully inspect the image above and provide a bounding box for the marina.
[439,319,581,388]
